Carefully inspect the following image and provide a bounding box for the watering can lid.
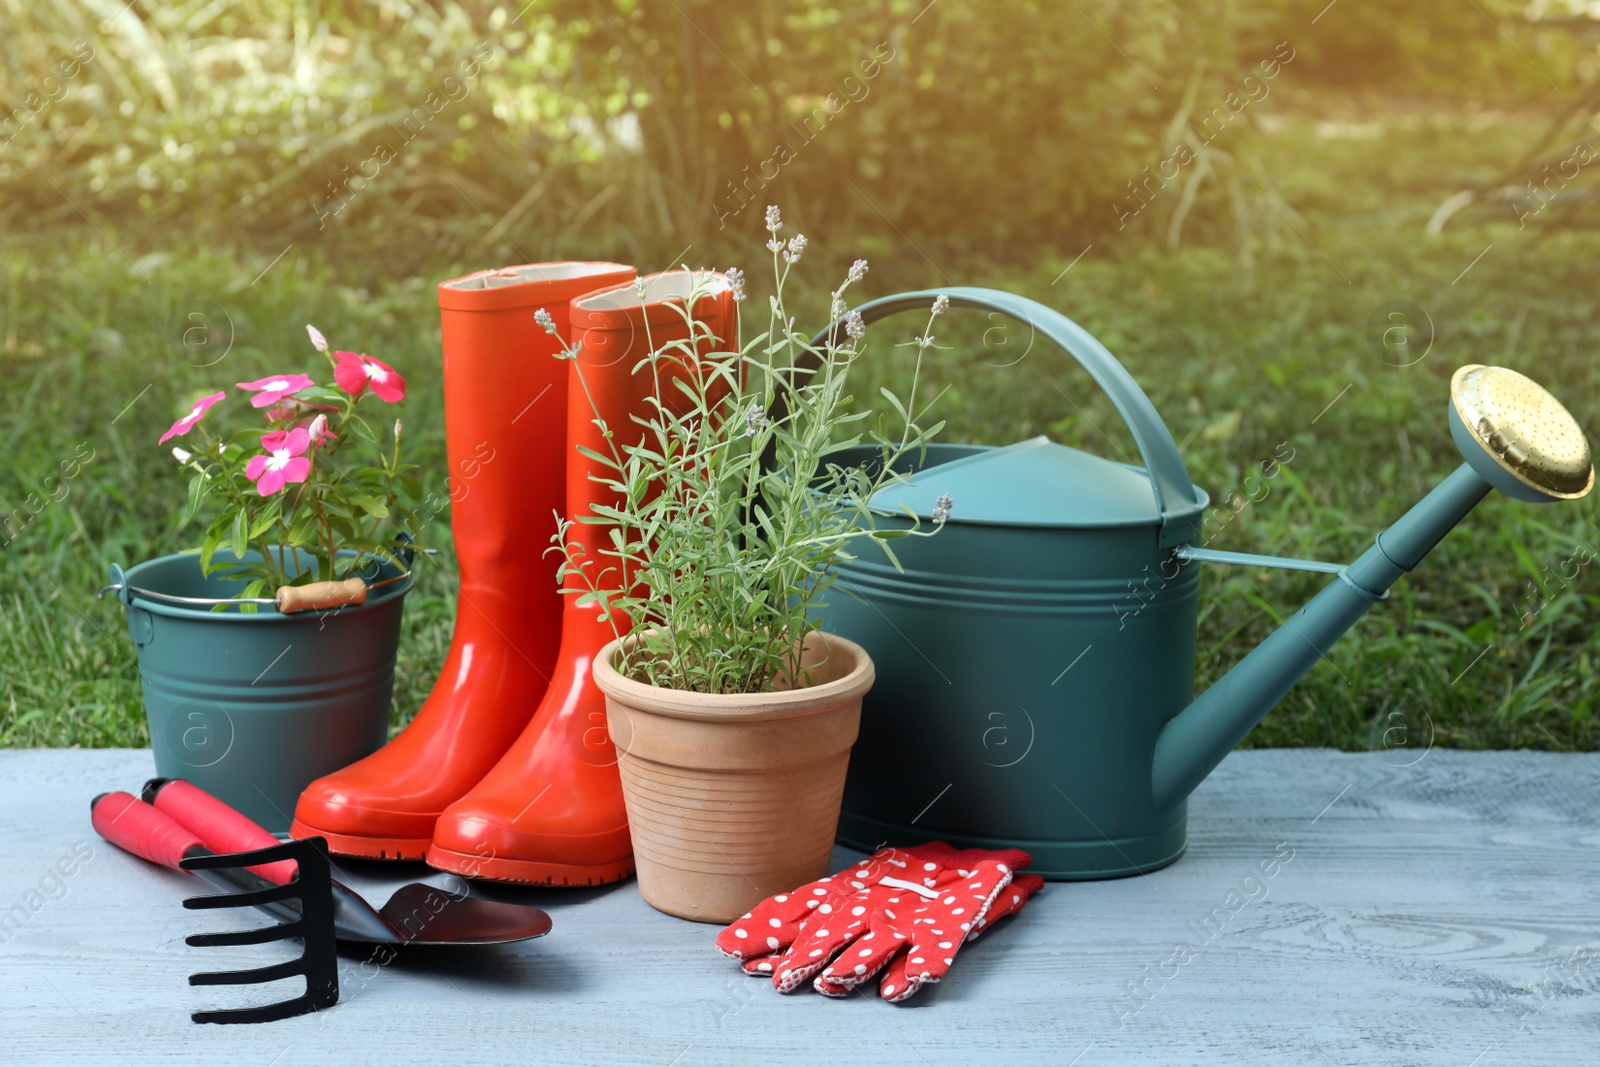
[869,436,1179,528]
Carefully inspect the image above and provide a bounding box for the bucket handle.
[810,287,1203,547]
[98,543,423,613]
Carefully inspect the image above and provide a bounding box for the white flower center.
[265,448,292,472]
[362,361,388,384]
[265,379,290,391]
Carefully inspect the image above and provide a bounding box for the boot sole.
[290,819,433,861]
[425,843,636,887]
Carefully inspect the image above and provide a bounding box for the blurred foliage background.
[2,0,1598,752]
[5,0,1597,261]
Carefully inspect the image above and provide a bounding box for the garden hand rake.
[90,790,339,1024]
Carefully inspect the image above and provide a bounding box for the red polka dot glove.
[715,841,1044,1002]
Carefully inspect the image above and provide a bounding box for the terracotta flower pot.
[592,631,874,923]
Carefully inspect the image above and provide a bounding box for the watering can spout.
[1151,365,1593,810]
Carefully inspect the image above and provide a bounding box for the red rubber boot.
[426,270,737,885]
[291,262,635,859]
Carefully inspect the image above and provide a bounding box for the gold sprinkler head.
[1449,364,1592,503]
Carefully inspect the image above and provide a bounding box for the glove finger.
[773,871,924,992]
[813,918,911,997]
[771,902,868,992]
[878,951,936,1002]
[874,862,1016,999]
[923,857,1017,934]
[780,870,921,966]
[960,876,1049,940]
[716,909,792,961]
[905,842,1033,884]
[716,845,915,962]
[873,863,1045,1001]
[739,952,783,977]
[873,916,964,1002]
[717,883,847,962]
[967,872,1044,941]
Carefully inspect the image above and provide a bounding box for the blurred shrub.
[0,0,1584,263]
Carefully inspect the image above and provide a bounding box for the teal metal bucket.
[109,549,411,832]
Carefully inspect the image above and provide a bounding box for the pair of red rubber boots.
[290,263,736,885]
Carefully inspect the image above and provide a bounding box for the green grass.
[3,113,1598,752]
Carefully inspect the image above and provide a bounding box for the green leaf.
[248,503,281,539]
[230,509,249,560]
[295,385,346,405]
[346,414,380,444]
[349,494,390,519]
[200,513,230,574]
[238,578,267,614]
[287,508,319,547]
[183,473,208,523]
[574,445,617,466]
[879,387,908,421]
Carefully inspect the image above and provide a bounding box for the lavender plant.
[549,207,951,694]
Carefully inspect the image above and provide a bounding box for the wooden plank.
[0,748,1596,1065]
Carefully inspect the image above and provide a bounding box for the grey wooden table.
[2,748,1596,1066]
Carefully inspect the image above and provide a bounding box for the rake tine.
[189,957,310,987]
[192,996,327,1027]
[182,882,304,911]
[186,920,305,948]
[180,838,308,872]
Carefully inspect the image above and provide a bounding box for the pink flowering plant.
[160,324,420,605]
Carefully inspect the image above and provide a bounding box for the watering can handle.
[815,288,1204,547]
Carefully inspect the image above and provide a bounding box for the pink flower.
[244,428,312,496]
[158,391,226,445]
[332,351,406,403]
[263,409,336,448]
[262,400,300,422]
[306,413,335,449]
[236,373,315,409]
[262,397,337,423]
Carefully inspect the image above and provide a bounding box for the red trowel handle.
[90,791,204,872]
[143,779,298,885]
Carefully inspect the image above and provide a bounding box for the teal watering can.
[816,288,1594,880]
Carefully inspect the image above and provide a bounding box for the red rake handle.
[145,779,298,885]
[91,791,204,872]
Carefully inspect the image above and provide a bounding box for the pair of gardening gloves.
[716,842,1045,1003]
